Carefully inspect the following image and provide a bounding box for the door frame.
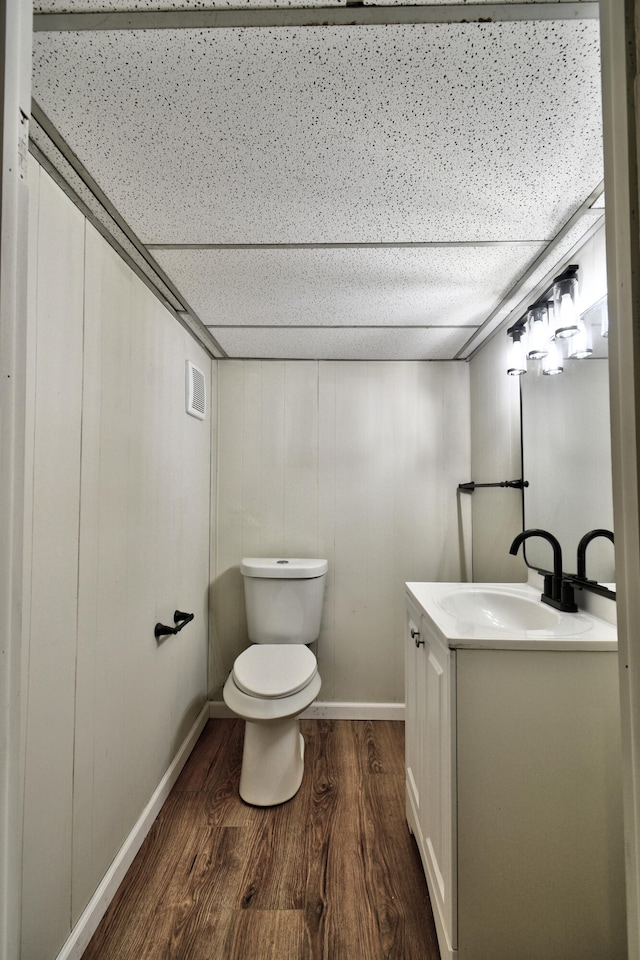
[0,2,31,959]
[600,0,640,952]
[2,0,640,957]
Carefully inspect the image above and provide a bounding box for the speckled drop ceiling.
[32,13,603,359]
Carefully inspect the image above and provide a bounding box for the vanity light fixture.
[507,329,527,376]
[506,264,607,377]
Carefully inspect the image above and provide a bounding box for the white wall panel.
[327,362,372,702]
[240,360,266,558]
[578,224,608,313]
[74,230,133,918]
[214,361,250,682]
[316,362,337,696]
[208,359,219,695]
[73,223,211,921]
[283,362,319,555]
[21,166,85,960]
[258,361,286,554]
[469,332,526,582]
[213,359,470,703]
[21,159,212,959]
[20,157,40,746]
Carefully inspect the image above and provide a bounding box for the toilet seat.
[223,667,321,723]
[233,644,317,699]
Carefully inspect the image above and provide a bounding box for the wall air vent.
[186,361,206,420]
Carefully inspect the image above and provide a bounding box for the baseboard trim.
[209,700,405,721]
[54,703,210,960]
[303,701,405,720]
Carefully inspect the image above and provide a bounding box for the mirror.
[520,298,615,589]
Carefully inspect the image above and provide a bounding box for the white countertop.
[406,581,618,651]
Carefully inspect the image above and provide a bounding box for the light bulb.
[527,304,550,359]
[568,322,593,359]
[553,272,580,339]
[543,339,563,376]
[507,332,527,376]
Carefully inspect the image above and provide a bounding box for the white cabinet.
[405,593,627,960]
[405,599,456,955]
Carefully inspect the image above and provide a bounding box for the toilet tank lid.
[241,558,328,579]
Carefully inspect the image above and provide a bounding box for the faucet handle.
[541,577,578,612]
[560,579,578,613]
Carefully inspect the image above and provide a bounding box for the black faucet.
[509,528,578,612]
[576,529,614,581]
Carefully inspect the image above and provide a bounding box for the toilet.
[223,557,327,806]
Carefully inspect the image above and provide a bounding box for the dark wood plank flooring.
[82,719,440,959]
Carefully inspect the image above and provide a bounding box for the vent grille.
[186,361,206,420]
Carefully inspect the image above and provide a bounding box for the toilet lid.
[233,644,317,699]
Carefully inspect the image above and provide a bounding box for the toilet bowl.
[223,558,327,806]
[223,645,322,805]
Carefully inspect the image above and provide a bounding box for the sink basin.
[440,587,572,632]
[406,581,616,648]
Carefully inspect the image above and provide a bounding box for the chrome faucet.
[509,528,578,612]
[576,528,614,581]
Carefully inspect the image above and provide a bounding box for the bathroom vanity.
[405,581,626,960]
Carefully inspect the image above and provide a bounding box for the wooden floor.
[82,719,440,960]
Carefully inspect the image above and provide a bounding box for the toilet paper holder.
[154,610,194,640]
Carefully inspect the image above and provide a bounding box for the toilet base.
[239,718,305,806]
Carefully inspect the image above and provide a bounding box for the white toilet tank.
[241,558,328,644]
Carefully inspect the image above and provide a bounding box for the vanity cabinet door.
[421,617,456,955]
[405,597,425,832]
[405,595,456,958]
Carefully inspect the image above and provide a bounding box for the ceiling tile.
[212,325,474,359]
[152,243,546,327]
[32,20,602,244]
[29,114,190,312]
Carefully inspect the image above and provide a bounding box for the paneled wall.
[21,148,85,960]
[212,359,470,703]
[21,160,212,960]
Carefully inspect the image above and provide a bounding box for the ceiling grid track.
[147,240,545,250]
[33,2,599,31]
